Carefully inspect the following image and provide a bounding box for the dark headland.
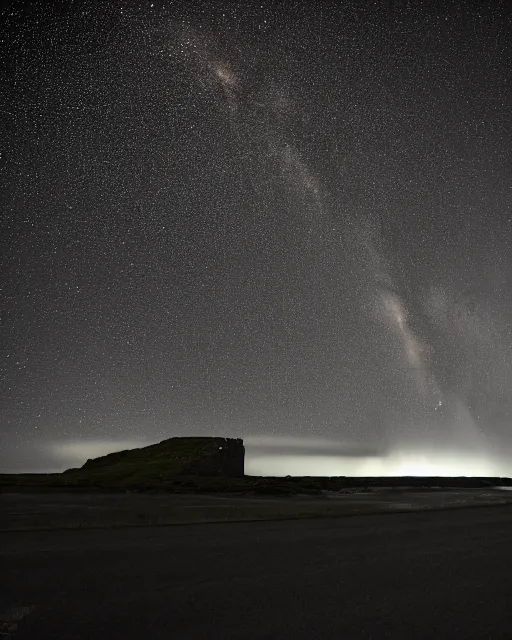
[1,436,511,494]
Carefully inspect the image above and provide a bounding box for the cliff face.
[182,438,245,477]
[80,437,245,482]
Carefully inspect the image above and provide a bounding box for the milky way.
[1,1,511,475]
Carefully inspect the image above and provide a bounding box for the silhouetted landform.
[79,437,244,477]
[68,437,245,486]
[1,437,512,494]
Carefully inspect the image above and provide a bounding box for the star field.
[1,0,511,473]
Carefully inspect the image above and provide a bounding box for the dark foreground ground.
[3,505,512,639]
[2,487,512,530]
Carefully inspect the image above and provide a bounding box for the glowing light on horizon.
[246,450,510,478]
[28,435,512,480]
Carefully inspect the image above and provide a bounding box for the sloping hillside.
[63,437,245,487]
[0,438,244,491]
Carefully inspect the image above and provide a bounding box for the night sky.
[2,0,511,475]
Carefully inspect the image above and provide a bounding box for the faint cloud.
[48,439,154,468]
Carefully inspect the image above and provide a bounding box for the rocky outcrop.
[79,437,245,482]
[181,438,245,477]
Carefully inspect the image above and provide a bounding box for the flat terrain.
[2,487,512,530]
[3,506,512,639]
